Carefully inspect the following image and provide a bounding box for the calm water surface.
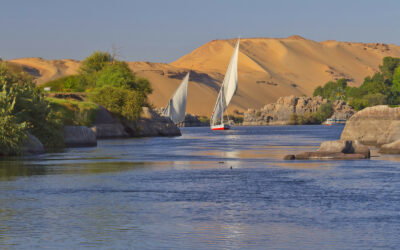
[1,126,400,249]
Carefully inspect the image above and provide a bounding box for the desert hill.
[8,36,400,116]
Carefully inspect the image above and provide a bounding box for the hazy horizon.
[1,0,400,62]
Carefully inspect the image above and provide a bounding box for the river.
[1,126,399,249]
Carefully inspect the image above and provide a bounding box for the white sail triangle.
[162,72,189,124]
[210,39,239,129]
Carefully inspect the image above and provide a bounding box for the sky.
[1,0,399,62]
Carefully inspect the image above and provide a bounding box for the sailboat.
[162,72,189,124]
[210,39,239,130]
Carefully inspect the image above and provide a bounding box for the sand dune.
[7,36,400,116]
[9,57,80,85]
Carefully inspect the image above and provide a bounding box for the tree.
[379,57,400,81]
[0,64,64,152]
[312,78,347,101]
[79,51,112,74]
[389,66,400,104]
[89,86,145,122]
[96,61,136,89]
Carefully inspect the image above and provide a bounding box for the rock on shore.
[284,140,370,160]
[64,126,97,147]
[131,107,181,137]
[243,95,354,125]
[177,114,208,127]
[91,107,181,138]
[22,133,45,155]
[90,107,129,139]
[341,105,400,146]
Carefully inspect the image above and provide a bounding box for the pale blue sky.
[1,0,399,62]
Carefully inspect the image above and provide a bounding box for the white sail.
[162,72,189,124]
[211,39,239,126]
[222,40,239,107]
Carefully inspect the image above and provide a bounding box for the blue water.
[0,126,400,249]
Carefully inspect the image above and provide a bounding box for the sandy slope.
[9,57,80,85]
[7,36,400,116]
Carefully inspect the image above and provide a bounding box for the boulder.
[91,123,129,139]
[317,140,370,158]
[288,151,368,160]
[64,126,97,147]
[91,107,130,139]
[128,107,181,137]
[318,140,352,153]
[22,132,45,155]
[178,114,208,127]
[379,139,400,154]
[341,105,400,146]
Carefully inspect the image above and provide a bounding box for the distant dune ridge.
[8,36,400,116]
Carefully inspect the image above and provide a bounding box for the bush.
[0,64,64,152]
[0,93,28,156]
[89,86,145,122]
[96,61,136,89]
[80,51,112,74]
[47,98,99,126]
[40,75,89,92]
[41,51,152,97]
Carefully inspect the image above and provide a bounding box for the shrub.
[0,64,64,152]
[80,51,112,74]
[0,93,28,155]
[47,98,99,126]
[89,86,145,122]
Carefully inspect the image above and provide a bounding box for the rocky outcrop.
[379,140,400,154]
[288,151,368,160]
[22,133,45,155]
[64,126,97,147]
[284,140,370,160]
[177,114,208,127]
[91,107,181,138]
[317,140,370,158]
[91,107,129,139]
[243,95,354,125]
[341,105,400,146]
[128,107,181,137]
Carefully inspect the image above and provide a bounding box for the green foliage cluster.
[313,57,400,110]
[288,103,334,125]
[198,116,210,124]
[228,115,244,124]
[40,51,152,122]
[89,86,145,122]
[47,98,99,127]
[41,51,152,95]
[0,92,28,155]
[0,64,64,155]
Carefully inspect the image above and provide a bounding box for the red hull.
[211,124,230,130]
[211,127,230,131]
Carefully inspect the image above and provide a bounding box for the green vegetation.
[89,86,145,122]
[41,51,152,95]
[0,64,64,155]
[289,103,334,125]
[41,51,152,123]
[313,57,400,110]
[47,98,99,127]
[198,116,210,124]
[228,115,244,124]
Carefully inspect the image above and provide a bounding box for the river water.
[0,126,400,249]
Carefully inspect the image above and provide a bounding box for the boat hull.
[211,124,230,130]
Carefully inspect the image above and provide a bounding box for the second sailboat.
[210,39,239,130]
